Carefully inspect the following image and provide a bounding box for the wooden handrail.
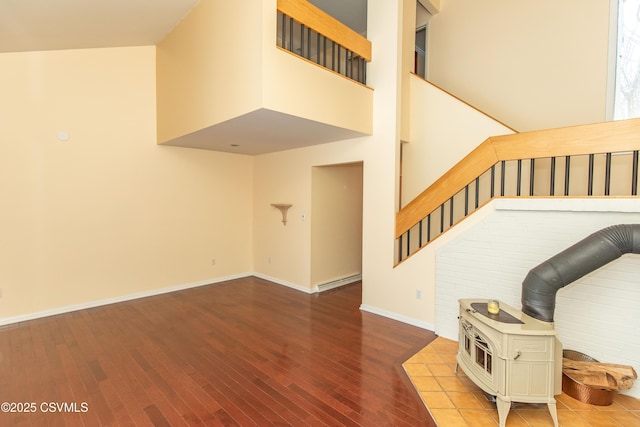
[277,0,372,62]
[396,118,640,238]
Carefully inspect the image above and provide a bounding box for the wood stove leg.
[496,396,511,427]
[547,401,559,427]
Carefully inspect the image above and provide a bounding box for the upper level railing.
[277,0,371,85]
[395,118,640,264]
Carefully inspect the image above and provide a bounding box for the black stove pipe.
[521,224,640,322]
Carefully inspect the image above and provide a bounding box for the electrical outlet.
[211,258,216,266]
[416,289,422,300]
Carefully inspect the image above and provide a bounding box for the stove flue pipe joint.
[521,224,640,322]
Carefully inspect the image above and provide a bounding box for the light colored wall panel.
[0,46,253,319]
[427,0,610,131]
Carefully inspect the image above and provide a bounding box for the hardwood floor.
[0,277,437,426]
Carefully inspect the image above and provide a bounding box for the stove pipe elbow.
[521,224,640,322]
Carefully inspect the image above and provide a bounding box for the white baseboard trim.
[359,304,435,331]
[315,274,362,293]
[252,273,313,294]
[0,273,252,327]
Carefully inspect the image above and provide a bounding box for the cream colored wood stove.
[456,299,562,427]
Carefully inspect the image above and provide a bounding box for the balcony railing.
[395,119,640,264]
[276,0,371,85]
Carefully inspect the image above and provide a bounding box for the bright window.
[615,0,640,119]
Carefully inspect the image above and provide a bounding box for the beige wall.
[428,0,610,131]
[402,75,515,205]
[0,46,254,320]
[252,140,365,292]
[311,163,363,287]
[156,0,264,143]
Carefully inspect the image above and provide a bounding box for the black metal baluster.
[587,154,594,196]
[550,157,556,196]
[316,32,320,64]
[398,235,403,262]
[281,13,287,48]
[490,165,495,198]
[564,156,571,196]
[406,229,410,259]
[529,159,535,196]
[464,185,469,216]
[500,161,506,196]
[289,16,294,52]
[605,152,612,196]
[427,213,431,242]
[300,24,305,57]
[449,196,454,227]
[440,204,445,233]
[344,48,353,79]
[516,159,522,196]
[323,36,327,66]
[633,151,639,196]
[475,177,480,209]
[307,27,311,60]
[418,220,423,248]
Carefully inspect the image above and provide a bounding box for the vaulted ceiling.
[0,0,367,53]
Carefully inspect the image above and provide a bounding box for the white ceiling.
[0,0,200,53]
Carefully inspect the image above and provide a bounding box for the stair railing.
[395,118,640,264]
[277,0,371,85]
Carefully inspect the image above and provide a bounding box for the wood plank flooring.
[0,277,437,426]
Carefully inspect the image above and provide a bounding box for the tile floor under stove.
[403,337,640,426]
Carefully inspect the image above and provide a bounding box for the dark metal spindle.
[500,161,506,196]
[289,16,294,52]
[550,157,556,196]
[529,158,535,196]
[633,151,639,196]
[490,165,495,198]
[427,213,431,242]
[418,220,423,248]
[464,185,469,216]
[323,36,327,66]
[406,229,410,259]
[281,14,288,49]
[475,177,480,209]
[300,24,305,57]
[440,204,445,233]
[398,235,403,262]
[605,152,612,196]
[564,156,570,196]
[516,159,522,196]
[588,154,594,196]
[449,197,454,227]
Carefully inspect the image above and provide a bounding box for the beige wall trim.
[396,118,640,238]
[277,0,372,61]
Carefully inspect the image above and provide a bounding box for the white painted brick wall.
[435,199,640,398]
